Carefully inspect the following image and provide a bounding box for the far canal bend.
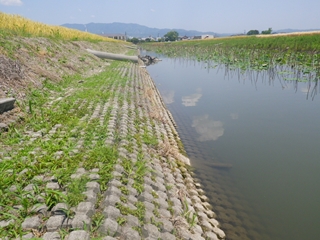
[145,51,320,240]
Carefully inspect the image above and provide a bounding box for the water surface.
[146,52,320,240]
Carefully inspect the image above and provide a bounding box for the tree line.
[247,28,272,35]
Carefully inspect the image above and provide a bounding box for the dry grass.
[149,107,168,123]
[257,31,320,38]
[158,141,179,158]
[0,12,118,42]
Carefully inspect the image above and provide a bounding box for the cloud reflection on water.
[230,113,239,120]
[182,88,202,107]
[192,115,224,141]
[161,90,175,104]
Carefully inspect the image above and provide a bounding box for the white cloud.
[91,15,95,18]
[150,9,155,12]
[192,115,224,142]
[0,0,23,6]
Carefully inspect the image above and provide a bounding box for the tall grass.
[0,12,117,42]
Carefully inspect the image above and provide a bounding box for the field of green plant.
[142,33,320,74]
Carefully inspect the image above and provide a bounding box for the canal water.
[145,51,320,240]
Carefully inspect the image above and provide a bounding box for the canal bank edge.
[0,46,225,239]
[131,59,227,239]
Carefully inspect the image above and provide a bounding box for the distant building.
[101,34,127,40]
[193,35,214,40]
[180,36,190,40]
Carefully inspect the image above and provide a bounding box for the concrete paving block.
[23,184,35,192]
[199,220,213,231]
[46,215,64,232]
[138,192,154,203]
[46,215,70,232]
[190,233,206,240]
[21,216,41,229]
[127,195,137,204]
[144,177,153,187]
[208,218,220,227]
[143,211,155,223]
[159,208,171,218]
[157,191,167,200]
[83,189,97,203]
[105,186,122,197]
[127,186,138,196]
[205,210,217,219]
[159,218,174,233]
[144,201,154,212]
[46,182,60,190]
[71,214,91,230]
[170,197,182,207]
[89,173,100,180]
[66,230,90,240]
[103,195,120,207]
[31,204,48,217]
[121,227,140,240]
[0,123,8,132]
[98,218,120,236]
[204,231,219,240]
[161,232,176,240]
[193,224,204,235]
[102,236,117,240]
[42,231,61,240]
[0,219,14,228]
[171,205,183,216]
[52,203,68,216]
[212,226,226,239]
[19,232,34,239]
[125,215,139,228]
[108,179,122,188]
[76,202,95,217]
[114,164,124,173]
[194,202,206,212]
[70,173,83,179]
[154,176,165,184]
[142,223,161,239]
[151,182,166,192]
[86,181,100,193]
[102,205,121,220]
[157,198,169,209]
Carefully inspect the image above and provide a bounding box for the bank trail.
[0,58,226,239]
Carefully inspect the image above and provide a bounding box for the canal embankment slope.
[0,37,225,239]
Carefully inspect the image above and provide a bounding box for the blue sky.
[1,0,319,33]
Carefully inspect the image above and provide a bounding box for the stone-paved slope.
[0,61,225,240]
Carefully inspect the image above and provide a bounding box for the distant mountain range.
[61,22,221,38]
[61,22,320,38]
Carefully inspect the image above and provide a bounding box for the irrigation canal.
[145,50,320,240]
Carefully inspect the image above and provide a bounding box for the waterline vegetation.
[141,33,320,99]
